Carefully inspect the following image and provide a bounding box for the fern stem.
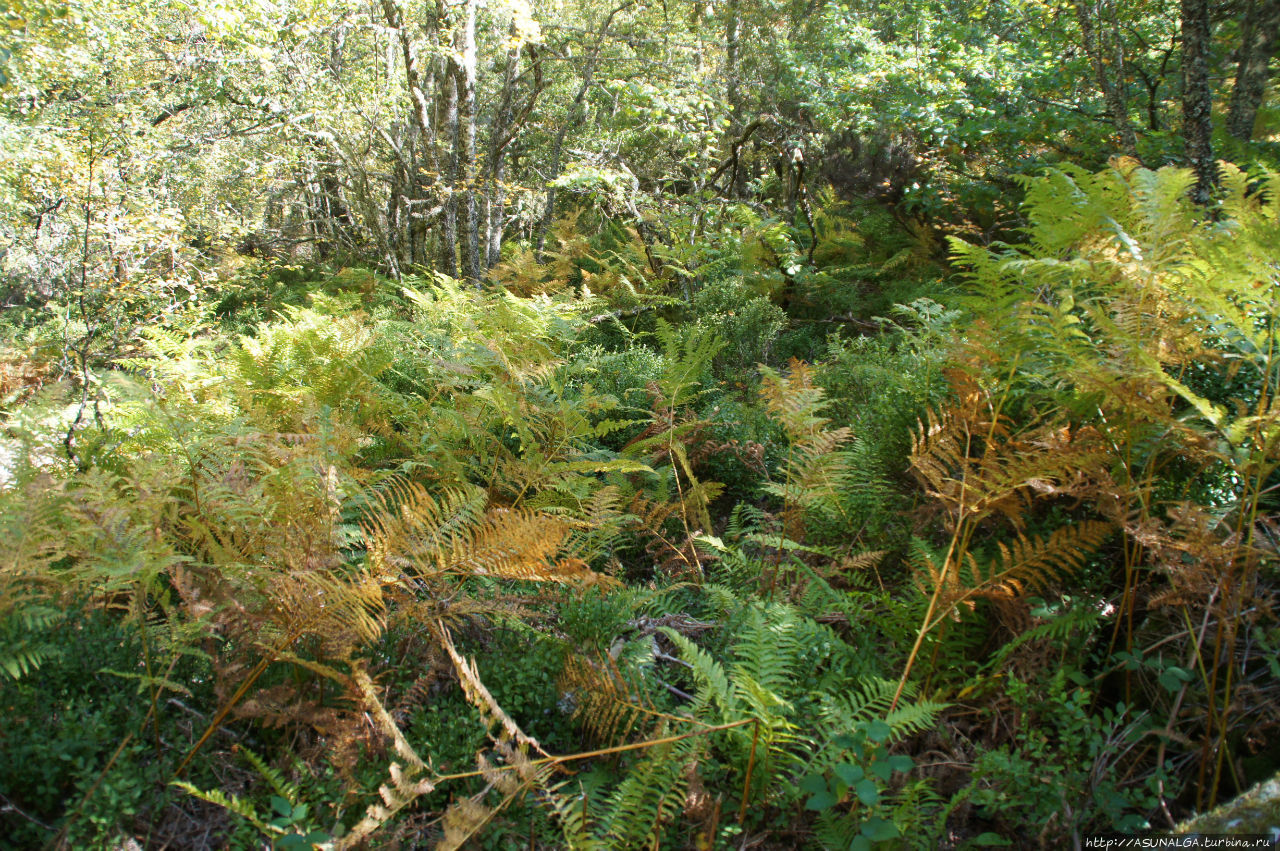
[135,582,162,755]
[430,718,757,785]
[173,619,313,778]
[1208,340,1280,804]
[892,430,972,711]
[736,718,761,825]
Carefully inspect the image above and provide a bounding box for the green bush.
[0,606,209,848]
[692,276,788,376]
[967,675,1158,841]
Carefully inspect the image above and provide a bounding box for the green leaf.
[853,778,880,806]
[865,720,892,743]
[800,773,829,794]
[833,763,865,785]
[860,816,899,841]
[1158,665,1193,693]
[970,832,1013,846]
[805,789,838,811]
[272,795,293,818]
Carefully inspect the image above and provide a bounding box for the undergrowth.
[1,165,1277,849]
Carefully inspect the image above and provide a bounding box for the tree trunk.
[379,0,437,164]
[456,0,482,284]
[725,0,747,196]
[1227,0,1280,141]
[379,0,447,269]
[486,38,522,270]
[1181,0,1217,204]
[484,36,542,269]
[1074,0,1141,159]
[438,63,460,278]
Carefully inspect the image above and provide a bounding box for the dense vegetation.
[2,0,1279,847]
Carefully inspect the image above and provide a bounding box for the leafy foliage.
[2,0,1279,838]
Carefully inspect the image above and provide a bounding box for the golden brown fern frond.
[824,549,887,590]
[759,359,830,442]
[431,623,571,849]
[836,549,887,573]
[964,520,1112,601]
[491,245,557,295]
[450,508,571,580]
[331,665,439,850]
[360,480,486,574]
[910,391,1109,532]
[441,624,552,760]
[363,479,616,587]
[628,493,707,578]
[560,651,660,747]
[439,795,494,851]
[758,360,855,541]
[910,403,1019,525]
[1141,502,1260,611]
[908,521,1111,630]
[267,567,389,660]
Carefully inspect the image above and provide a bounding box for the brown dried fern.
[559,650,661,747]
[894,375,1113,708]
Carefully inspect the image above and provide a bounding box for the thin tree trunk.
[725,0,746,197]
[456,0,482,284]
[379,0,447,268]
[438,62,459,278]
[1074,0,1140,159]
[725,0,741,129]
[1227,0,1280,141]
[486,37,521,270]
[486,159,507,269]
[384,121,411,273]
[379,0,437,163]
[486,41,543,268]
[1182,0,1217,204]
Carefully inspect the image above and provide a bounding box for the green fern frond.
[816,679,945,755]
[593,726,703,849]
[0,644,59,680]
[661,628,733,715]
[986,598,1104,672]
[170,781,273,835]
[238,746,301,803]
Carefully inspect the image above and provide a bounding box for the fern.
[362,479,616,588]
[593,725,704,848]
[170,782,275,837]
[0,602,63,681]
[946,161,1280,808]
[758,360,855,542]
[985,597,1105,674]
[559,650,661,747]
